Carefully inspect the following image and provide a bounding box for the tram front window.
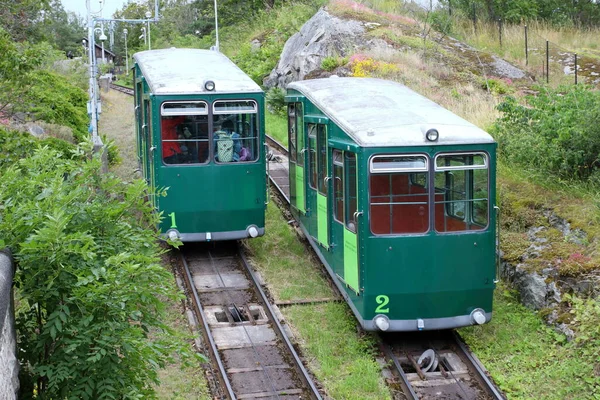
[434,153,489,232]
[369,155,429,235]
[213,100,259,163]
[161,102,209,165]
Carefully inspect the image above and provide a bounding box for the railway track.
[110,82,134,96]
[265,134,504,400]
[178,241,322,400]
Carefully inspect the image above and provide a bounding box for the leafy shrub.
[482,77,513,95]
[266,87,286,115]
[493,85,600,181]
[25,70,89,142]
[0,126,80,169]
[321,56,348,72]
[0,145,199,399]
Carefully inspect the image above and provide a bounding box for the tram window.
[308,124,317,189]
[369,155,429,235]
[161,102,209,165]
[288,104,297,163]
[333,150,344,223]
[434,153,488,232]
[213,101,259,163]
[345,152,357,233]
[296,103,304,161]
[317,124,327,195]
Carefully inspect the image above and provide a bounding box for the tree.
[0,0,51,42]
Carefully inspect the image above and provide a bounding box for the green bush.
[266,87,286,115]
[0,126,80,169]
[493,85,600,180]
[321,56,348,72]
[0,144,199,399]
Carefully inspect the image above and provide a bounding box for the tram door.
[306,120,330,248]
[142,99,156,209]
[287,103,306,214]
[343,152,359,293]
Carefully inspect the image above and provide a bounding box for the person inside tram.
[162,116,185,164]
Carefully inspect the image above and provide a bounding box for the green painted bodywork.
[317,193,328,247]
[295,166,305,213]
[286,89,497,326]
[343,227,359,293]
[134,64,266,238]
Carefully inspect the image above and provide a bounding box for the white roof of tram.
[287,77,495,147]
[133,48,262,95]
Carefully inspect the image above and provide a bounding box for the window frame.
[433,152,490,232]
[368,154,430,236]
[211,100,260,165]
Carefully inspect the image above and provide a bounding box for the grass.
[265,111,288,145]
[246,202,332,301]
[245,202,391,399]
[284,303,392,400]
[460,284,599,399]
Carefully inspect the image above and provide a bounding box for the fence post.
[524,25,528,66]
[0,249,18,399]
[574,53,578,84]
[546,40,549,84]
[498,18,502,47]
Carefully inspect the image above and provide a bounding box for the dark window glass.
[333,150,344,223]
[369,155,429,235]
[212,101,259,163]
[288,104,297,163]
[317,124,327,195]
[434,153,489,232]
[161,102,209,165]
[308,124,317,189]
[345,152,357,232]
[296,103,304,162]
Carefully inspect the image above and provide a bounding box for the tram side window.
[434,153,488,232]
[308,124,317,189]
[213,100,259,163]
[296,104,304,161]
[288,104,297,163]
[369,155,429,235]
[333,150,344,223]
[161,102,209,165]
[345,152,357,232]
[317,124,327,195]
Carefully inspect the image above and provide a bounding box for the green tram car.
[133,48,266,242]
[285,77,498,331]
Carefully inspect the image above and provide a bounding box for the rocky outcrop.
[264,8,384,88]
[501,210,599,338]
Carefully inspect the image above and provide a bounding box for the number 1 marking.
[375,295,390,314]
[168,212,177,228]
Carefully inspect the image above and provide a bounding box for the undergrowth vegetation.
[0,144,200,399]
[493,85,600,182]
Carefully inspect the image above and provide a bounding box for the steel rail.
[238,245,323,400]
[110,83,134,96]
[452,331,505,400]
[265,134,287,155]
[380,341,419,400]
[179,250,236,400]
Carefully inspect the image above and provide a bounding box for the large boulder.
[264,8,367,88]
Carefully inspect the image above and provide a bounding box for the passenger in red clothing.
[161,116,184,164]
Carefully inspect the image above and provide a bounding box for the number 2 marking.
[168,212,177,228]
[375,295,390,314]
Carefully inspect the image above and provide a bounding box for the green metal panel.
[317,193,328,247]
[296,166,305,213]
[343,227,359,293]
